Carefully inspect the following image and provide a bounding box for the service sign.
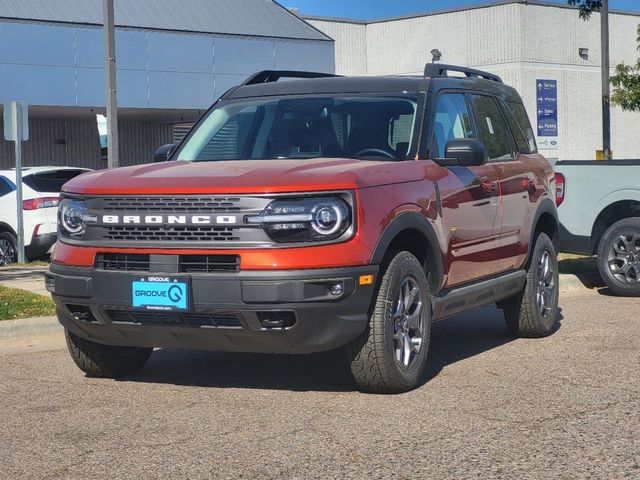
[536,80,558,152]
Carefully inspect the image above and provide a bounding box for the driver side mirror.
[154,143,178,163]
[443,139,488,167]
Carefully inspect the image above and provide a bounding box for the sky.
[280,0,640,21]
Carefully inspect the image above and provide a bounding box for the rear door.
[431,92,502,286]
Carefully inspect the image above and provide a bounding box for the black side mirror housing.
[443,139,488,167]
[154,143,178,162]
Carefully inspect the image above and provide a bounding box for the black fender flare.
[525,197,559,265]
[370,212,444,293]
[0,222,17,237]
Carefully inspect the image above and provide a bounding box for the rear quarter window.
[22,170,87,193]
[505,101,537,154]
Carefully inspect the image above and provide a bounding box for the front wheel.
[502,233,559,338]
[596,218,640,297]
[347,251,431,394]
[65,329,153,378]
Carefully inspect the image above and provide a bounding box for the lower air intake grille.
[107,310,242,328]
[96,253,240,273]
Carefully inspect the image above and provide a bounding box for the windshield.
[176,95,418,162]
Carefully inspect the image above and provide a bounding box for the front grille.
[101,196,242,213]
[96,253,240,273]
[103,226,240,242]
[107,310,242,328]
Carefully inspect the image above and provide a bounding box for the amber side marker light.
[359,275,374,286]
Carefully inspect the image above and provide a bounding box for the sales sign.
[536,79,557,138]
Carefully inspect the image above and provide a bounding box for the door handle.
[473,200,491,207]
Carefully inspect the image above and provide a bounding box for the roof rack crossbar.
[242,70,339,86]
[424,63,503,83]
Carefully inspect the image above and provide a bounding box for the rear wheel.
[502,233,559,338]
[0,232,17,266]
[65,329,153,378]
[597,218,640,297]
[347,251,431,394]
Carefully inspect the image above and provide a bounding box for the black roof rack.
[424,63,503,83]
[242,70,340,86]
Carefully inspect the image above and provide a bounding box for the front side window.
[432,93,475,158]
[470,95,515,161]
[176,95,418,162]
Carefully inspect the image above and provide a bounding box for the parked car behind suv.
[48,65,560,393]
[0,167,91,265]
[555,160,640,296]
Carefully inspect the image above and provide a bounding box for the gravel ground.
[0,288,638,479]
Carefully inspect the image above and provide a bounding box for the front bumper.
[46,263,378,354]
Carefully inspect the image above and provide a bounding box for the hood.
[62,158,425,195]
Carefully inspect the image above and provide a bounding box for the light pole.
[104,0,119,168]
[600,0,611,160]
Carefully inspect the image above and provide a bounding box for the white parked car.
[0,166,91,265]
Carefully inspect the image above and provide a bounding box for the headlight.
[58,198,88,239]
[247,196,352,243]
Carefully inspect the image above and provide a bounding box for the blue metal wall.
[0,20,335,109]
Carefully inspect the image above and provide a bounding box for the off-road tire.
[0,232,17,266]
[502,233,559,338]
[596,218,640,297]
[65,329,153,378]
[346,251,431,394]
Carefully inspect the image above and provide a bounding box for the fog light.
[329,283,344,296]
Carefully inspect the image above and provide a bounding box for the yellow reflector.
[359,274,374,285]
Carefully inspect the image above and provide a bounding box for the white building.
[306,0,640,160]
[0,0,334,169]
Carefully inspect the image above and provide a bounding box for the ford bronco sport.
[47,64,560,393]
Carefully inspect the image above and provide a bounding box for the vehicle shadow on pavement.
[120,306,563,392]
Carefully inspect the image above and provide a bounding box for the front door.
[431,92,502,286]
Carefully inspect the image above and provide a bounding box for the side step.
[431,270,526,321]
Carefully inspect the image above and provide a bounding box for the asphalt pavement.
[0,288,638,479]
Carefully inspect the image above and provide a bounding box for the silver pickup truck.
[556,160,640,296]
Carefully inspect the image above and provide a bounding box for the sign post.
[536,79,558,156]
[3,101,29,263]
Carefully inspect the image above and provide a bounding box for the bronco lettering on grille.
[102,215,238,225]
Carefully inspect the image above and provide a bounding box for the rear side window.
[22,169,87,193]
[0,176,15,197]
[470,95,515,161]
[505,101,537,153]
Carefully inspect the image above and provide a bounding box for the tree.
[610,26,640,112]
[569,0,640,113]
[567,0,602,19]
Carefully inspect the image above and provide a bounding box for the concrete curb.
[0,272,601,339]
[0,316,61,339]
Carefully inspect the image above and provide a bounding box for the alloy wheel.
[608,233,640,284]
[0,238,16,266]
[536,250,555,319]
[391,276,424,369]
